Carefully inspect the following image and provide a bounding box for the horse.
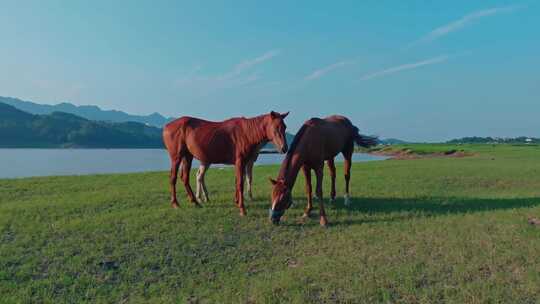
[163,111,289,216]
[269,115,377,226]
[195,141,266,203]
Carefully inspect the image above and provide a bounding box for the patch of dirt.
[528,217,540,226]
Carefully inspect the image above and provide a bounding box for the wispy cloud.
[408,5,522,48]
[222,50,280,80]
[305,60,354,81]
[174,50,279,91]
[360,55,448,81]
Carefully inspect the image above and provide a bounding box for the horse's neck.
[240,116,268,146]
[278,151,304,190]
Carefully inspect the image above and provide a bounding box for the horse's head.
[266,111,289,153]
[269,178,293,224]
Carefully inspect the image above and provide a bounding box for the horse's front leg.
[235,158,247,216]
[314,165,327,227]
[196,163,210,203]
[245,160,254,201]
[302,165,313,218]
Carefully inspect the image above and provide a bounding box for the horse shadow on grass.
[243,195,540,227]
[324,196,540,227]
[189,193,540,227]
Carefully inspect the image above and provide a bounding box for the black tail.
[352,126,378,148]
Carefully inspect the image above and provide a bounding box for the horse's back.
[163,116,240,164]
[163,117,197,145]
[297,115,354,162]
[302,116,352,136]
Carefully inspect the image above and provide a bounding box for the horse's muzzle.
[269,208,284,225]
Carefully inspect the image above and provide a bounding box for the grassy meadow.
[1,144,540,303]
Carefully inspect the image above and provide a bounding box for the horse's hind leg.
[196,163,210,203]
[302,165,313,218]
[181,153,199,206]
[343,145,353,206]
[169,156,181,208]
[327,158,336,202]
[314,165,327,227]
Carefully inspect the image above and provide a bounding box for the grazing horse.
[195,141,266,203]
[163,111,289,216]
[269,115,377,226]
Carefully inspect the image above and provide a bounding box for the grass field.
[1,144,540,303]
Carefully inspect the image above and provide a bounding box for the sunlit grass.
[1,144,540,303]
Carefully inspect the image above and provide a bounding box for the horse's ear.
[268,177,278,185]
[280,111,289,119]
[270,111,279,118]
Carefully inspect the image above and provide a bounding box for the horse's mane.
[287,123,309,156]
[279,122,311,179]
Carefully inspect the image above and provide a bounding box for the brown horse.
[269,115,377,226]
[163,111,289,216]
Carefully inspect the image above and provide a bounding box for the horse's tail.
[352,126,378,148]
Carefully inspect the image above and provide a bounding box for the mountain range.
[0,96,174,127]
[0,102,163,148]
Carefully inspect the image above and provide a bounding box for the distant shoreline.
[0,147,373,155]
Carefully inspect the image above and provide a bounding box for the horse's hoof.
[344,194,351,206]
[239,210,247,217]
[302,213,311,219]
[320,218,328,227]
[171,203,180,209]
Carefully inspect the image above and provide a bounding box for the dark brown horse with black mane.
[163,111,289,216]
[269,115,377,226]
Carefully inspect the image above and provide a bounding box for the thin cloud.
[305,61,354,81]
[408,5,522,48]
[360,55,448,81]
[220,49,280,80]
[175,50,279,90]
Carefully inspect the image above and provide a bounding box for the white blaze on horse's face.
[269,179,292,224]
[268,111,289,153]
[270,179,291,211]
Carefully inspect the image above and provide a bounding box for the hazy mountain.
[0,96,174,127]
[0,102,163,148]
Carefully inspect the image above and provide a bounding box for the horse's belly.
[323,149,341,160]
[186,132,235,164]
[191,149,235,165]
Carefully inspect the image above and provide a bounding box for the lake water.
[0,149,388,179]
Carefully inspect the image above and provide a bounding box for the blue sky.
[0,1,538,141]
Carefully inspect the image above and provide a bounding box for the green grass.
[1,144,540,303]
